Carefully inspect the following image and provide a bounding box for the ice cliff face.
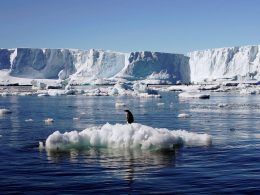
[189,45,260,82]
[0,48,190,84]
[116,51,190,84]
[2,45,259,85]
[3,48,75,79]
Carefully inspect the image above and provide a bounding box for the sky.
[1,0,260,54]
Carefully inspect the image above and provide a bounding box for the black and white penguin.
[124,110,134,124]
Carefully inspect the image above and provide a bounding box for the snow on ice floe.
[0,108,12,115]
[43,123,212,151]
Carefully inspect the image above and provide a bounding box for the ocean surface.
[0,91,259,194]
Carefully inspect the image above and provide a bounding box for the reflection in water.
[46,147,177,185]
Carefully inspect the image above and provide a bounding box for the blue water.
[0,92,260,193]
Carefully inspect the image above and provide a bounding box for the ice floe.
[44,118,54,124]
[43,123,212,151]
[0,108,12,115]
[177,113,191,118]
[25,119,34,122]
[178,92,210,99]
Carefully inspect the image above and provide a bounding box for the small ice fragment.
[25,118,33,122]
[157,103,165,106]
[178,113,191,118]
[115,102,126,107]
[38,93,49,97]
[73,117,79,120]
[218,103,227,108]
[179,92,210,99]
[44,118,54,124]
[0,108,12,115]
[39,141,45,150]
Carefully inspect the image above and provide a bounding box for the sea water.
[0,92,259,193]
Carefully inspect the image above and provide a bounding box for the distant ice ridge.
[0,48,190,85]
[44,123,212,151]
[189,45,260,83]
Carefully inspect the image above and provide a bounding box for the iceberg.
[1,45,260,86]
[189,45,260,83]
[44,123,212,151]
[0,48,190,85]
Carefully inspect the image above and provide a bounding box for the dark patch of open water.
[0,92,259,193]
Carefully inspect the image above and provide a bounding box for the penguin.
[124,110,134,124]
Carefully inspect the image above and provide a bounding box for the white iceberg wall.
[69,49,127,83]
[9,48,75,79]
[189,45,260,82]
[0,48,190,84]
[117,51,190,83]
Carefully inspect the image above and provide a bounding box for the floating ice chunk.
[218,103,228,108]
[198,84,220,90]
[18,92,33,96]
[45,123,212,151]
[48,89,66,96]
[73,117,79,120]
[178,113,191,118]
[157,103,165,106]
[0,92,11,96]
[31,80,47,90]
[109,82,134,96]
[39,141,45,150]
[0,108,12,115]
[44,118,54,124]
[115,102,126,107]
[179,92,210,99]
[240,88,257,95]
[65,89,77,95]
[38,93,49,97]
[167,85,199,92]
[138,93,161,98]
[25,118,34,122]
[133,82,147,93]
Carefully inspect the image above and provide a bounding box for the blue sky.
[1,0,260,54]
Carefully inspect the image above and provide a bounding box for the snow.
[44,123,212,151]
